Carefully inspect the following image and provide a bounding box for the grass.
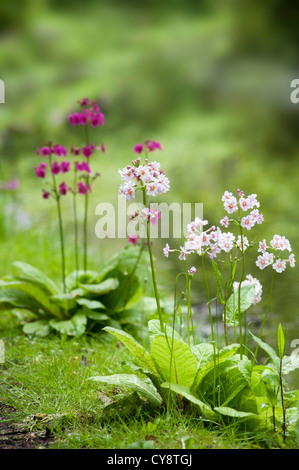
[0,315,296,450]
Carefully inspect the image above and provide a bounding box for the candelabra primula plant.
[90,185,299,443]
[0,101,152,338]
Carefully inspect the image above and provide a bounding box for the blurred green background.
[0,0,299,353]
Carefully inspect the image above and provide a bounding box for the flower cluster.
[68,99,104,127]
[35,99,105,199]
[221,190,264,230]
[256,234,295,273]
[119,142,170,200]
[233,274,263,305]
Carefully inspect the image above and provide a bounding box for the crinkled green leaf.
[214,406,256,419]
[161,382,216,419]
[226,284,256,327]
[50,312,87,337]
[12,261,59,295]
[150,334,198,387]
[76,298,106,310]
[88,373,162,406]
[0,280,62,318]
[79,278,119,295]
[103,326,157,374]
[23,320,51,337]
[191,343,216,366]
[250,332,280,369]
[192,344,240,392]
[148,319,184,343]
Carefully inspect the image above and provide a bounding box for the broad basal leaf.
[23,320,51,337]
[12,261,59,295]
[191,343,216,366]
[79,278,119,295]
[161,382,216,419]
[226,284,256,327]
[214,406,256,419]
[150,334,198,387]
[0,280,62,318]
[76,298,106,310]
[103,326,157,375]
[88,373,162,406]
[49,312,87,337]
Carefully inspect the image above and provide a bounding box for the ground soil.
[0,402,53,449]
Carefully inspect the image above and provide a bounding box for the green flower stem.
[238,215,246,360]
[49,154,66,293]
[252,270,275,367]
[202,254,217,404]
[142,188,164,332]
[73,168,79,281]
[83,125,90,272]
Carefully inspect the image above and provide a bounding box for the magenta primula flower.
[59,181,69,195]
[82,145,94,158]
[39,146,51,157]
[61,161,71,173]
[133,144,144,154]
[78,181,91,195]
[51,161,61,175]
[68,99,104,128]
[35,162,48,178]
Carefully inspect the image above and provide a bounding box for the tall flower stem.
[73,167,79,281]
[202,254,217,404]
[83,125,90,272]
[238,215,246,360]
[142,188,164,332]
[252,270,275,367]
[49,154,66,293]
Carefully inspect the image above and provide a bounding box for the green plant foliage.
[0,245,152,337]
[89,320,299,436]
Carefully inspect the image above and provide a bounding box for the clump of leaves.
[0,245,152,337]
[88,320,299,442]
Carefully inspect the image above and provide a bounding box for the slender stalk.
[201,254,217,404]
[279,357,286,443]
[83,125,90,272]
[238,218,246,359]
[73,167,79,281]
[83,182,89,272]
[142,188,164,332]
[252,270,275,367]
[49,154,66,293]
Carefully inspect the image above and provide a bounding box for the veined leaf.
[79,278,119,295]
[150,334,198,387]
[0,280,62,318]
[76,298,106,310]
[88,374,162,406]
[49,311,87,337]
[211,260,225,304]
[250,332,280,369]
[148,319,184,343]
[277,323,285,360]
[23,320,51,337]
[192,344,240,392]
[226,284,256,327]
[214,406,256,419]
[191,343,216,366]
[161,382,216,419]
[103,326,157,375]
[12,261,59,295]
[281,355,299,375]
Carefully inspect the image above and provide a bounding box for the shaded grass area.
[0,317,293,450]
